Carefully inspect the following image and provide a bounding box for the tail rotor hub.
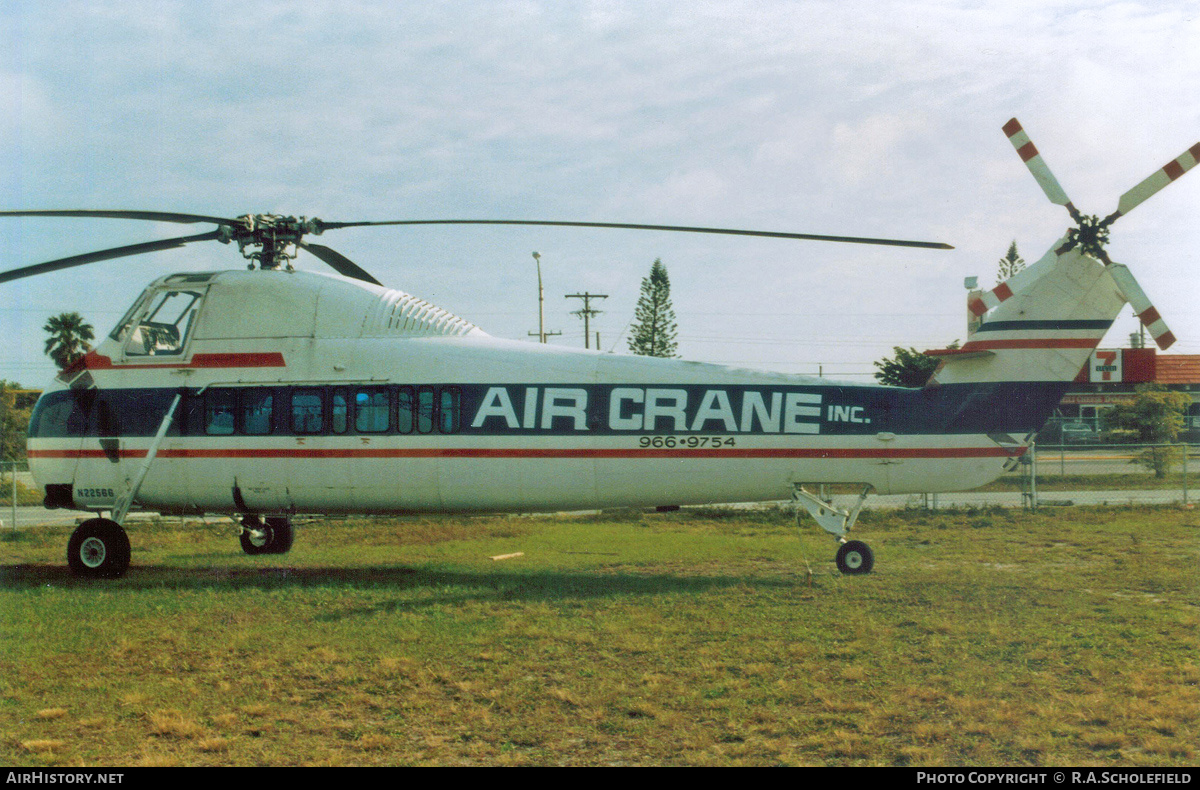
[1063,214,1111,260]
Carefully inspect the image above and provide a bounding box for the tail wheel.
[67,518,131,578]
[836,540,874,575]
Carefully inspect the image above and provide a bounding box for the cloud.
[2,0,1200,386]
[830,114,927,186]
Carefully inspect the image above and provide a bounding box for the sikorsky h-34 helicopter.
[2,119,1196,579]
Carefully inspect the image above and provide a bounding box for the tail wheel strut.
[794,485,875,576]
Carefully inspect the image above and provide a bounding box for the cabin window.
[124,289,203,357]
[331,389,349,434]
[416,386,435,434]
[205,389,237,435]
[28,391,86,438]
[439,387,461,433]
[396,387,414,434]
[242,389,274,435]
[292,389,324,434]
[355,388,391,433]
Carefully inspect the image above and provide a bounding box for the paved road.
[0,506,169,530]
[869,489,1189,509]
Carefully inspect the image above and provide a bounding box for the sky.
[1,0,1198,387]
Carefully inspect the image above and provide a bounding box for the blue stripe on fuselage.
[459,382,1071,436]
[28,381,1072,439]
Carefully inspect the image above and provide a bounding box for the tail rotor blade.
[1003,118,1077,215]
[1107,262,1176,349]
[1109,142,1200,221]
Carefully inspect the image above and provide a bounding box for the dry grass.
[0,505,1197,766]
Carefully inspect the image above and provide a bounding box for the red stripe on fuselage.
[959,338,1098,351]
[70,351,286,371]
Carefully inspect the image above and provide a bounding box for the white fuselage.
[28,259,1120,517]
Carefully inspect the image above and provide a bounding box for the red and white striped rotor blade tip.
[1107,263,1176,350]
[1003,118,1073,207]
[1112,142,1200,219]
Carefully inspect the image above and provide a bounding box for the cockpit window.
[123,289,204,357]
[109,289,152,343]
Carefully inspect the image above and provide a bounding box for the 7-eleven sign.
[1089,349,1122,382]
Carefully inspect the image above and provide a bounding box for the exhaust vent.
[365,289,481,337]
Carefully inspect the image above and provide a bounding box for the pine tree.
[627,259,678,358]
[43,312,94,370]
[996,240,1025,284]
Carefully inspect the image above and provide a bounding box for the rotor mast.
[219,214,324,271]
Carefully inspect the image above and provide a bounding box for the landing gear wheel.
[264,516,293,555]
[836,540,874,575]
[239,516,294,555]
[239,516,272,556]
[67,518,131,578]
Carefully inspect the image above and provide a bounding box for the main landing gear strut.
[793,484,875,575]
[66,393,184,579]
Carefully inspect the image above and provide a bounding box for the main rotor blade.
[298,241,383,286]
[315,219,954,250]
[0,209,233,225]
[1002,118,1077,215]
[1109,142,1200,221]
[0,230,224,284]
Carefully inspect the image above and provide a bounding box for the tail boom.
[932,245,1125,388]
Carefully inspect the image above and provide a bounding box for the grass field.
[1,505,1197,767]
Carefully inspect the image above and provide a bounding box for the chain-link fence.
[1019,442,1192,508]
[897,443,1196,510]
[2,459,29,529]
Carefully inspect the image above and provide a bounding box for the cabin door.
[63,387,129,512]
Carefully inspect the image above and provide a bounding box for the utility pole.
[565,292,608,349]
[528,328,562,342]
[527,252,561,343]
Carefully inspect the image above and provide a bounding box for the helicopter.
[2,119,1195,579]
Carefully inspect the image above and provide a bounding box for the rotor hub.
[216,214,325,271]
[1064,213,1111,260]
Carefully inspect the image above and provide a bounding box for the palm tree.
[43,312,95,370]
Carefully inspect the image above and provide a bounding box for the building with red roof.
[1048,347,1200,442]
